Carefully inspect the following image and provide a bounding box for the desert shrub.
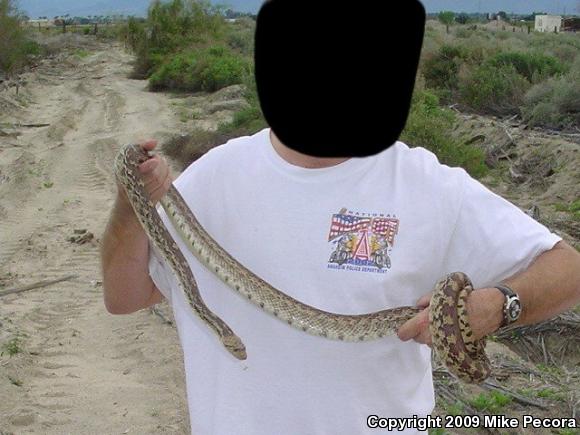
[121,0,230,84]
[548,44,578,66]
[120,17,146,52]
[149,46,250,92]
[459,63,530,116]
[225,17,255,56]
[528,31,580,54]
[423,44,466,91]
[487,51,565,82]
[197,46,251,91]
[521,66,580,129]
[149,51,197,90]
[401,88,487,178]
[0,0,41,74]
[454,27,471,38]
[95,24,124,41]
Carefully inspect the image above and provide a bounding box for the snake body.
[114,144,491,384]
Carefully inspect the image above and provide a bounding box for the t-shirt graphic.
[327,207,399,273]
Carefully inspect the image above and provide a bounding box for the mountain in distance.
[17,0,578,18]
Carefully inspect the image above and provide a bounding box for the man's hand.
[118,140,172,206]
[397,288,504,346]
[396,292,432,345]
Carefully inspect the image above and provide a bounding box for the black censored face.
[254,0,426,158]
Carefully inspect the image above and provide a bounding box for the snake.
[114,143,491,384]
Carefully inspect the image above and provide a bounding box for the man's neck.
[269,130,349,169]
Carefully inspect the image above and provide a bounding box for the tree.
[497,11,508,20]
[438,11,455,34]
[456,12,470,25]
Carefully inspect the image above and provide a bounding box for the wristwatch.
[494,284,522,327]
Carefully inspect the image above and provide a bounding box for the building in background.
[535,15,562,32]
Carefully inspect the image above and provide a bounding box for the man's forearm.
[503,241,580,327]
[101,192,161,314]
[470,240,580,340]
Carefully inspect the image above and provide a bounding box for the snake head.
[222,334,247,360]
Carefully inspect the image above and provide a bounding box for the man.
[102,129,580,434]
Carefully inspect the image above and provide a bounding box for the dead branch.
[509,165,525,182]
[15,123,50,128]
[498,312,580,338]
[502,126,515,145]
[0,274,77,297]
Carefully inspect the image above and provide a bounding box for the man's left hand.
[397,287,505,346]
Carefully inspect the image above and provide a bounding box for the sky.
[17,0,580,18]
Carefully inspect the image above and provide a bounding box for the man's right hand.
[117,140,173,206]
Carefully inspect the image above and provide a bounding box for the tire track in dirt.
[1,41,188,434]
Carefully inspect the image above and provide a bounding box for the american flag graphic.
[328,214,371,241]
[372,218,400,246]
[328,212,399,246]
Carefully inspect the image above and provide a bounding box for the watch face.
[508,299,522,321]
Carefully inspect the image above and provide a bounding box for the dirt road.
[1,41,190,434]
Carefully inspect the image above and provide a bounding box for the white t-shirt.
[149,128,560,435]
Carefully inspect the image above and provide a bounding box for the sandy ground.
[0,41,190,434]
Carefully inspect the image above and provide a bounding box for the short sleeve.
[442,171,562,289]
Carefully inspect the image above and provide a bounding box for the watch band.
[495,284,515,297]
[494,284,521,327]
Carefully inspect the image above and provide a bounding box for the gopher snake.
[114,144,491,384]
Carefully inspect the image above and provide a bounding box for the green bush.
[197,47,251,92]
[0,0,41,74]
[401,88,487,178]
[121,0,226,75]
[487,51,565,82]
[423,45,466,91]
[149,46,250,92]
[522,66,580,129]
[121,0,254,92]
[459,63,530,116]
[225,17,255,56]
[454,27,471,38]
